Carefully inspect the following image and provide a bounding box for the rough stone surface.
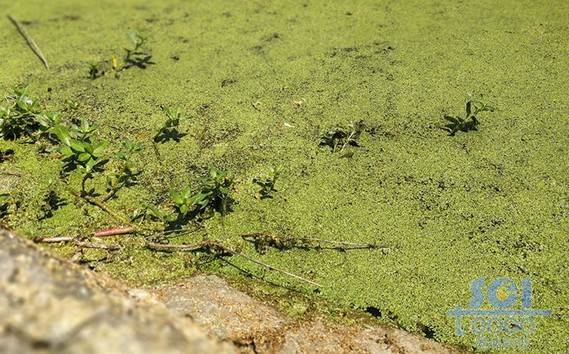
[280,320,457,354]
[152,275,462,354]
[0,230,234,354]
[153,275,288,351]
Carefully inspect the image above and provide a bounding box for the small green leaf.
[93,142,107,157]
[78,152,91,162]
[60,145,73,157]
[70,140,86,152]
[86,158,96,172]
[191,192,208,206]
[53,125,72,146]
[84,144,94,154]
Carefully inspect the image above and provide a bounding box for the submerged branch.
[241,233,387,254]
[146,240,321,287]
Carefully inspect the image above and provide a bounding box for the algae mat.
[1,0,567,352]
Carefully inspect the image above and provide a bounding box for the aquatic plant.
[0,88,64,145]
[88,61,105,79]
[53,120,107,174]
[194,167,234,216]
[145,207,175,224]
[442,100,494,136]
[104,140,142,201]
[164,168,233,221]
[173,167,234,217]
[169,187,194,217]
[65,99,79,111]
[253,166,281,199]
[35,111,62,143]
[319,120,366,152]
[148,167,235,227]
[88,31,154,79]
[0,88,42,140]
[154,106,186,143]
[123,32,154,70]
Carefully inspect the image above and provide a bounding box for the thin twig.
[64,185,135,229]
[299,236,386,249]
[100,188,119,202]
[146,242,206,252]
[7,15,49,69]
[146,225,201,239]
[339,131,355,152]
[81,194,132,224]
[100,180,126,202]
[35,236,74,243]
[61,184,164,235]
[74,241,120,251]
[34,236,120,251]
[236,251,322,287]
[146,240,321,287]
[152,142,162,161]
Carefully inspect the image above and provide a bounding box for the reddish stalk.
[93,226,136,238]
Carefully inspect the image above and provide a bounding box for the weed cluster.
[0,88,71,149]
[442,100,494,136]
[0,86,241,232]
[173,168,233,217]
[192,167,234,216]
[36,112,63,142]
[123,32,154,69]
[52,120,108,174]
[105,140,142,201]
[253,166,281,199]
[154,106,186,143]
[147,167,234,227]
[89,32,154,79]
[0,88,43,140]
[319,120,366,153]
